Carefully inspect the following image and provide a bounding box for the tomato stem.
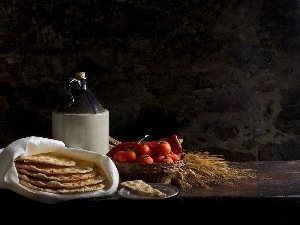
[137,134,150,145]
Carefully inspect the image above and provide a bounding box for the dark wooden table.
[2,160,300,223]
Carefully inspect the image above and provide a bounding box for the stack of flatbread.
[14,152,108,194]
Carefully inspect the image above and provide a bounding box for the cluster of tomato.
[111,139,181,164]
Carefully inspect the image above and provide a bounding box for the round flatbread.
[17,168,98,181]
[19,179,106,194]
[14,152,76,166]
[15,151,109,194]
[18,173,106,188]
[15,161,94,174]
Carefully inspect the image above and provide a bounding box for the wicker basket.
[114,160,185,184]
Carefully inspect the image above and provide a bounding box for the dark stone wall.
[1,0,300,161]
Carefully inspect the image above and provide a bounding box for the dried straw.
[171,151,257,190]
[109,136,122,146]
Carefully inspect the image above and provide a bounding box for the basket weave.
[114,160,184,184]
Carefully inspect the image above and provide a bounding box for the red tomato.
[168,151,181,161]
[153,140,171,156]
[137,155,154,164]
[155,155,173,163]
[113,150,124,162]
[135,141,151,156]
[118,149,137,163]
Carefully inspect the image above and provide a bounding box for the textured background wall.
[1,0,300,161]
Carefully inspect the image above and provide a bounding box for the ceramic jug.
[52,72,109,155]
